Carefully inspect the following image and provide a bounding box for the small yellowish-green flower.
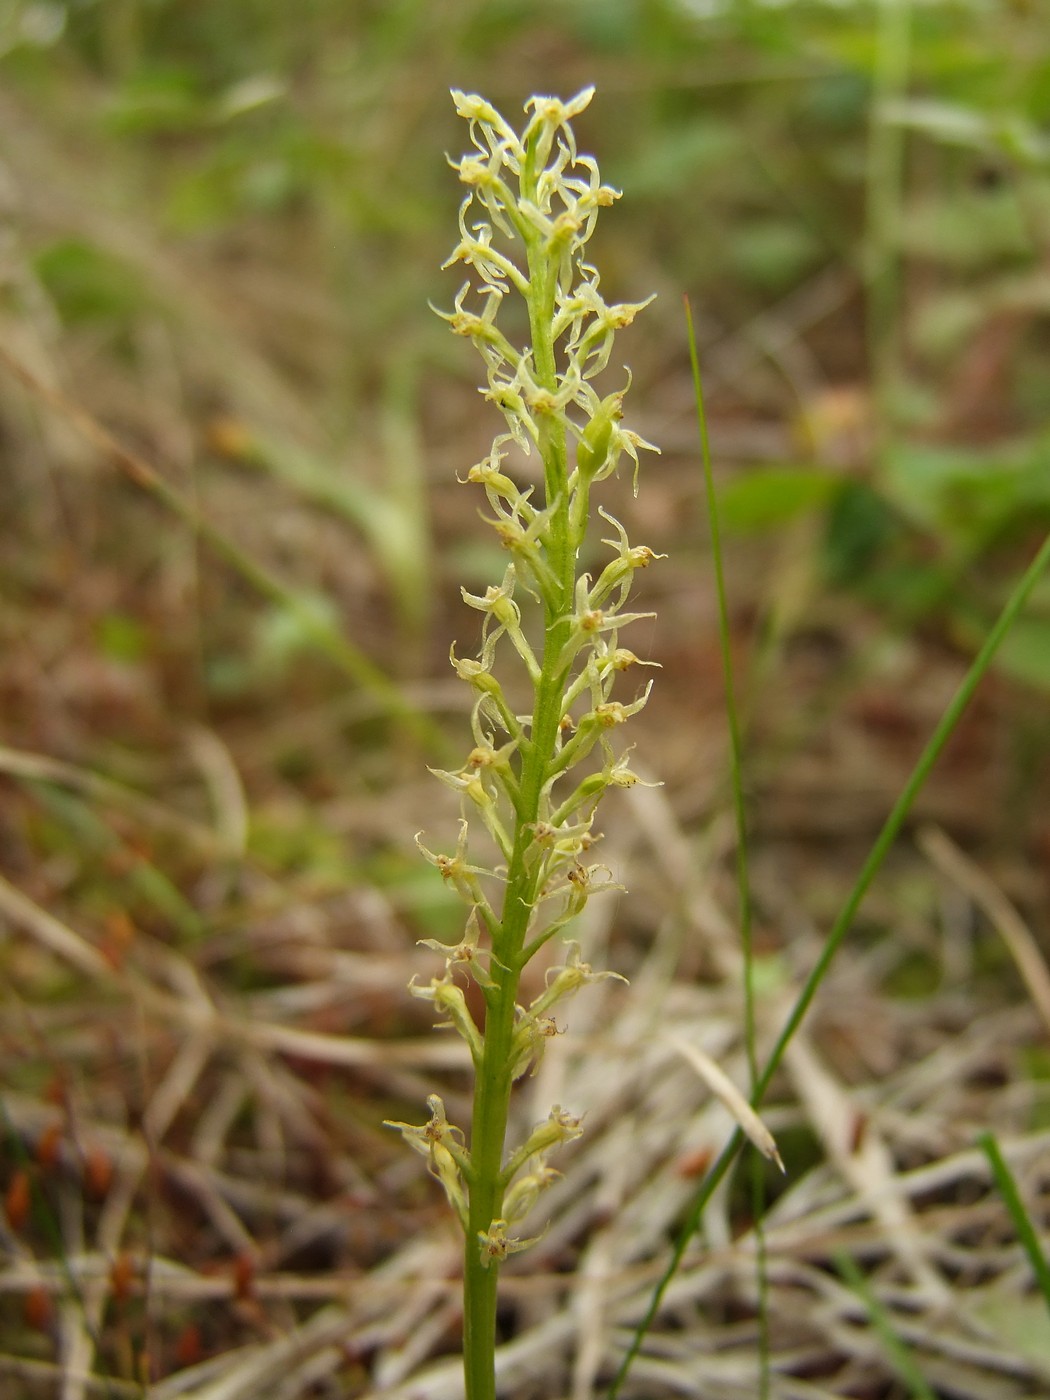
[477,1217,539,1269]
[384,1094,472,1225]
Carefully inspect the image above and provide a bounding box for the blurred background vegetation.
[2,0,1050,1394]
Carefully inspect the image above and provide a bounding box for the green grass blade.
[684,296,770,1396]
[835,1249,938,1400]
[683,301,756,1077]
[609,526,1050,1397]
[979,1131,1050,1313]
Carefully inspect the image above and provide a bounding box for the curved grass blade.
[835,1249,938,1400]
[979,1131,1050,1313]
[683,296,771,1395]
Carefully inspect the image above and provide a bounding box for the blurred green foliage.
[3,0,1049,687]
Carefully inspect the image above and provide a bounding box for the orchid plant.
[387,87,658,1398]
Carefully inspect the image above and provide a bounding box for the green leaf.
[729,220,821,291]
[822,480,902,588]
[95,613,148,664]
[34,239,146,326]
[719,465,840,533]
[884,439,1050,541]
[104,68,204,136]
[613,118,740,198]
[253,593,343,675]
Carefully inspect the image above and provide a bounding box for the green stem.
[462,659,573,1398]
[461,162,576,1398]
[463,972,516,1400]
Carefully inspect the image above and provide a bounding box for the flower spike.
[396,92,660,1394]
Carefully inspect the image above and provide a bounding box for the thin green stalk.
[463,645,577,1396]
[609,526,1050,1397]
[835,1250,938,1400]
[685,298,770,1394]
[463,991,514,1400]
[684,305,757,1073]
[979,1131,1050,1313]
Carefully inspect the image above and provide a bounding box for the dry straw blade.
[667,1034,784,1173]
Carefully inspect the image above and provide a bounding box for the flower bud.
[502,1160,560,1224]
[576,389,624,480]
